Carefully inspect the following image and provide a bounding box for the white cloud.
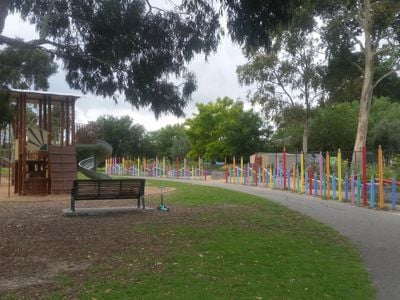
[3,11,254,131]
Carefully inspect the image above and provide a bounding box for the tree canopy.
[1,0,222,117]
[150,124,189,160]
[185,97,269,161]
[93,115,147,157]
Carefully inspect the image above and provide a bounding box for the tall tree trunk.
[353,0,374,169]
[303,84,310,155]
[303,120,309,154]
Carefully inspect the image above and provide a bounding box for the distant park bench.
[70,179,145,212]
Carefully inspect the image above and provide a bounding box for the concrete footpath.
[186,180,400,300]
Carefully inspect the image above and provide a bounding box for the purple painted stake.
[344,173,349,201]
[319,152,323,196]
[351,171,355,204]
[392,177,396,210]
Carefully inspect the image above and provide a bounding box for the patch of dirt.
[0,176,181,298]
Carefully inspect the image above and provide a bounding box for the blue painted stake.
[392,177,396,210]
[370,176,375,208]
[356,177,361,206]
[297,167,300,193]
[332,175,336,200]
[344,174,349,201]
[323,175,326,198]
[288,172,291,190]
[314,172,318,196]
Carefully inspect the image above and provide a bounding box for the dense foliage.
[185,97,270,161]
[1,0,221,117]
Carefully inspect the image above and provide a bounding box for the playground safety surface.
[0,177,178,297]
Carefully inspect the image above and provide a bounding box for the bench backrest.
[72,179,145,200]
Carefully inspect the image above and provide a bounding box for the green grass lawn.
[9,180,376,299]
[0,167,10,177]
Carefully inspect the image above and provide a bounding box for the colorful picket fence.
[105,157,207,181]
[226,146,399,210]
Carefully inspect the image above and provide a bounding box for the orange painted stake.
[378,145,384,208]
[326,151,331,199]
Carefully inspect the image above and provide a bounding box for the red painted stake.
[362,146,367,206]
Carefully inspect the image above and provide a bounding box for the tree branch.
[373,69,398,89]
[273,70,295,107]
[351,61,364,74]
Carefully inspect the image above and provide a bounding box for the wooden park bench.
[70,179,145,212]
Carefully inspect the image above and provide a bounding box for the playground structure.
[0,89,112,196]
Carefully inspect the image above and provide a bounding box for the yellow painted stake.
[233,156,236,184]
[137,157,140,176]
[198,157,201,180]
[162,157,166,177]
[378,145,384,208]
[326,151,331,199]
[300,151,304,194]
[269,164,273,189]
[262,158,265,187]
[240,156,244,184]
[338,149,342,201]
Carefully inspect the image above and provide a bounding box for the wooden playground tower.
[8,89,80,195]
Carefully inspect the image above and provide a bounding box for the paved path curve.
[186,180,400,300]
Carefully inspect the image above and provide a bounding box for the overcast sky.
[3,11,252,131]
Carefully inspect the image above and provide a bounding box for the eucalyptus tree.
[0,0,221,117]
[237,31,324,153]
[321,0,400,156]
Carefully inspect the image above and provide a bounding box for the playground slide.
[76,140,112,179]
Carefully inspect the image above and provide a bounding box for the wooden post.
[338,149,342,201]
[240,156,243,184]
[326,151,330,199]
[283,147,287,189]
[300,152,304,193]
[362,145,367,206]
[378,145,384,209]
[308,165,312,195]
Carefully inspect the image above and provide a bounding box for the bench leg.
[140,196,145,210]
[71,198,75,212]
